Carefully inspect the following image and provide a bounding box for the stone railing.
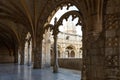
[51,58,82,70]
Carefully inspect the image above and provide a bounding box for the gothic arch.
[65,45,76,58]
[57,10,83,26]
[54,0,81,11]
[45,1,84,27]
[50,44,62,52]
[66,44,76,51]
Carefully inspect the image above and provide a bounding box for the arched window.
[66,46,75,58]
[71,50,75,57]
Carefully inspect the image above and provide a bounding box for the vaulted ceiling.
[0,0,105,48]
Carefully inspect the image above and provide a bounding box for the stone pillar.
[104,14,120,80]
[14,52,18,63]
[52,17,59,73]
[20,50,24,65]
[14,45,18,64]
[103,0,120,77]
[81,27,104,80]
[31,47,34,65]
[33,39,42,69]
[53,34,59,73]
[44,30,51,67]
[81,7,105,79]
[19,45,25,65]
[33,48,41,68]
[27,40,30,66]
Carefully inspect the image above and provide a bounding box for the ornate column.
[44,30,51,67]
[14,45,18,64]
[53,34,59,72]
[53,17,59,73]
[53,32,59,72]
[33,48,42,68]
[81,13,104,80]
[82,31,104,80]
[33,36,43,69]
[19,31,26,65]
[31,47,34,65]
[104,13,120,80]
[20,47,24,65]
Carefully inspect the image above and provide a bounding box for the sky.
[50,6,82,36]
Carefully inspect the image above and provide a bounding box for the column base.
[20,62,24,65]
[33,62,42,69]
[53,64,59,73]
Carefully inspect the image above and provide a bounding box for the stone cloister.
[0,0,120,80]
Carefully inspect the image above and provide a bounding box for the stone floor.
[0,64,81,80]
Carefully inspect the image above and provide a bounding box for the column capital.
[52,17,60,36]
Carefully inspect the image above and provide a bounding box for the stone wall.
[103,0,120,79]
[0,56,14,63]
[0,47,14,63]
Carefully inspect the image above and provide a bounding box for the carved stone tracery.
[104,13,120,80]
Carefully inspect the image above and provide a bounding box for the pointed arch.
[45,1,84,27]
